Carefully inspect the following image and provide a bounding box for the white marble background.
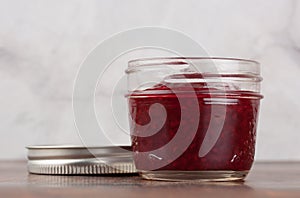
[0,0,300,160]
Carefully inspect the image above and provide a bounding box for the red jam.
[128,73,261,171]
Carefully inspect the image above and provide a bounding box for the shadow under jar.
[126,57,263,181]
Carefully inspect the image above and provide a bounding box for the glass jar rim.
[126,57,262,99]
[127,57,260,74]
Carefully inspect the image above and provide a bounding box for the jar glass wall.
[126,57,263,181]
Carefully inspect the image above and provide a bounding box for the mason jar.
[126,57,263,181]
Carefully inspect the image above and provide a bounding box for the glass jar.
[126,57,263,181]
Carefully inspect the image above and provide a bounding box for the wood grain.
[0,161,299,198]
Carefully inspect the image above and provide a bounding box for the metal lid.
[27,145,137,175]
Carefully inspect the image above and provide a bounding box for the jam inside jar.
[126,57,263,181]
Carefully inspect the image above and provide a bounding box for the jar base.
[140,170,248,182]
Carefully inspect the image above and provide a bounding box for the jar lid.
[27,145,137,175]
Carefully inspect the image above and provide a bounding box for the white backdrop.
[0,0,300,160]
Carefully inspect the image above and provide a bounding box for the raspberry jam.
[126,58,262,181]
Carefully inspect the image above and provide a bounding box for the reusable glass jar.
[126,57,263,181]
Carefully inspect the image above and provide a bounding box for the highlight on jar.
[125,57,263,182]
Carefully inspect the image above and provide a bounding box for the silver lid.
[27,145,137,175]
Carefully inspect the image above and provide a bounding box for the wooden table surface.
[0,161,299,198]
